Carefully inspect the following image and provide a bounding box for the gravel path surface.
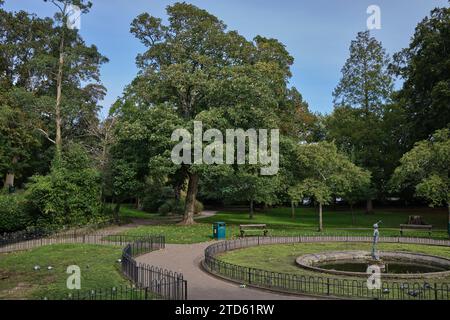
[194,210,218,219]
[136,242,314,300]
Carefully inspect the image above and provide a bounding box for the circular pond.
[296,251,450,279]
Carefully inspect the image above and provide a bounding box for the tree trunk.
[174,185,181,202]
[3,156,18,189]
[180,171,199,225]
[291,200,295,219]
[318,202,323,232]
[55,29,65,157]
[3,173,14,189]
[448,202,450,222]
[136,197,143,210]
[249,199,254,219]
[350,203,355,226]
[113,202,121,223]
[447,202,450,238]
[365,199,374,214]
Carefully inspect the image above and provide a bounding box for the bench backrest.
[407,215,427,225]
[239,224,267,229]
[400,224,432,229]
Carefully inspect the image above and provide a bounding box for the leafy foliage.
[390,129,449,207]
[392,6,450,145]
[333,31,393,113]
[327,31,397,203]
[294,142,371,204]
[113,2,315,223]
[25,144,102,229]
[0,192,31,233]
[291,142,371,230]
[0,2,107,187]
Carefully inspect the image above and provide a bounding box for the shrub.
[157,198,203,215]
[143,186,204,216]
[158,202,171,215]
[163,199,184,214]
[0,192,30,233]
[194,199,204,214]
[25,144,102,230]
[172,201,185,215]
[142,186,173,212]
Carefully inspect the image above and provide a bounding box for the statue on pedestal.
[371,221,382,260]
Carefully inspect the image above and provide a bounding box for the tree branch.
[36,128,56,144]
[50,0,66,15]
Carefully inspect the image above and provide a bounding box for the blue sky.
[4,0,448,118]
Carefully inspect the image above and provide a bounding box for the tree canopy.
[290,142,371,231]
[390,128,449,211]
[327,30,396,212]
[113,2,313,224]
[392,6,450,146]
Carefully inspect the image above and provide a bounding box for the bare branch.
[50,0,65,14]
[36,128,56,144]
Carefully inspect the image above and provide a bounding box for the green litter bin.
[213,222,226,240]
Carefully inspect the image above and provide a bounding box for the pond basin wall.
[296,251,450,279]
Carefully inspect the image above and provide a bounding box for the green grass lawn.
[202,207,448,230]
[0,244,130,299]
[119,223,222,244]
[117,206,449,243]
[217,242,450,283]
[115,204,161,220]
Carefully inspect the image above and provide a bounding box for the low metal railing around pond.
[203,236,450,300]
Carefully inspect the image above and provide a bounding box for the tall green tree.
[107,103,182,218]
[0,2,107,186]
[118,3,302,224]
[0,7,53,187]
[329,30,394,213]
[333,31,393,114]
[0,102,40,188]
[43,0,96,157]
[391,5,450,147]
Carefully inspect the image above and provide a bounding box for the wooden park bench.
[400,216,432,237]
[239,224,268,237]
[400,224,433,236]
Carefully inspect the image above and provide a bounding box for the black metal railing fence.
[121,238,187,300]
[42,286,154,300]
[204,236,450,300]
[0,226,187,300]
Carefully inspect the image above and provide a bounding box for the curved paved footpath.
[136,242,315,300]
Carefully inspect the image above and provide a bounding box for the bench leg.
[240,230,244,238]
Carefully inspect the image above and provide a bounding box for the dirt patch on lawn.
[0,269,58,299]
[0,270,35,299]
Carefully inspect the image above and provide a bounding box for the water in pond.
[319,260,447,274]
